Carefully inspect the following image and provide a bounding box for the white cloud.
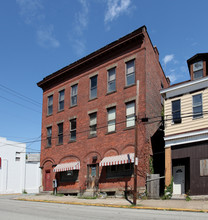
[163,54,174,65]
[74,0,89,35]
[16,0,43,24]
[37,26,60,48]
[105,0,131,23]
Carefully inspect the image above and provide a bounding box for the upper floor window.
[47,95,53,115]
[107,107,116,133]
[107,68,116,93]
[70,119,76,141]
[47,126,52,147]
[126,101,135,127]
[193,94,203,119]
[193,61,203,80]
[58,90,65,111]
[90,75,97,99]
[71,84,78,107]
[172,100,181,124]
[126,60,135,86]
[89,112,97,137]
[58,123,63,145]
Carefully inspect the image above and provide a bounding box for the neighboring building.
[25,153,42,193]
[0,137,26,194]
[161,53,208,196]
[37,26,169,196]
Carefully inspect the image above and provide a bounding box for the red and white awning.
[53,162,80,172]
[99,153,134,166]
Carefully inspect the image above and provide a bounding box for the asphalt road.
[0,195,208,220]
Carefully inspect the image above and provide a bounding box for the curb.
[16,198,208,213]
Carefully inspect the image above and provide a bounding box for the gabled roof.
[37,26,146,90]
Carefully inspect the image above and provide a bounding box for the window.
[89,112,97,136]
[193,94,203,118]
[200,159,208,176]
[107,107,116,132]
[70,119,76,141]
[193,61,203,80]
[58,90,65,111]
[126,60,135,86]
[126,101,135,127]
[71,84,78,106]
[107,68,116,93]
[58,123,63,144]
[47,126,52,147]
[47,95,53,115]
[90,75,97,99]
[106,164,134,179]
[60,170,79,182]
[172,100,181,123]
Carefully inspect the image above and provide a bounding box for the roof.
[37,26,146,90]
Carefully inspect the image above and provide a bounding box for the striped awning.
[53,162,80,172]
[99,153,134,166]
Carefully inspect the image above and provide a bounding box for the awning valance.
[53,162,80,172]
[99,153,134,167]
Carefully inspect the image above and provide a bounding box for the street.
[0,195,207,220]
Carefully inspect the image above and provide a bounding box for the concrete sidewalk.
[15,194,208,213]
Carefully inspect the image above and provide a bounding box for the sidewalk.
[15,194,208,213]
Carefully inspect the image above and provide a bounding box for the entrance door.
[45,170,51,191]
[173,166,185,195]
[87,164,99,189]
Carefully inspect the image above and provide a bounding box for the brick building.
[37,26,168,196]
[161,53,208,196]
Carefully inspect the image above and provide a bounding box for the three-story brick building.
[37,26,168,196]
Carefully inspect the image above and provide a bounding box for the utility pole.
[133,80,139,205]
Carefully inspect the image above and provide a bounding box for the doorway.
[45,170,51,191]
[87,164,99,189]
[173,166,185,195]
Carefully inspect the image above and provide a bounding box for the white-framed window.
[107,68,116,93]
[193,61,203,80]
[193,94,203,118]
[107,107,116,132]
[172,99,181,123]
[71,84,78,107]
[15,152,21,161]
[47,126,52,147]
[89,112,97,136]
[90,75,97,99]
[58,90,65,111]
[47,95,53,115]
[126,60,135,86]
[58,123,63,144]
[70,119,76,141]
[126,101,135,127]
[200,159,208,176]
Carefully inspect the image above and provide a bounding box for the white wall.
[0,137,26,194]
[25,162,41,193]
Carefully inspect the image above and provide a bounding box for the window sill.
[106,90,116,96]
[192,115,203,120]
[88,135,97,139]
[124,83,136,89]
[105,131,116,135]
[56,143,63,146]
[69,104,77,109]
[68,140,76,143]
[88,97,98,102]
[47,113,53,117]
[57,109,64,113]
[123,126,135,131]
[45,146,52,149]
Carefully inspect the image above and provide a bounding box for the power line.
[0,95,41,114]
[0,83,41,106]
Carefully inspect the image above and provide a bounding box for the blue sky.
[0,0,208,153]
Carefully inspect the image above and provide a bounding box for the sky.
[0,0,208,153]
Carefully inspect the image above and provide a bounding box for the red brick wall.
[39,28,167,193]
